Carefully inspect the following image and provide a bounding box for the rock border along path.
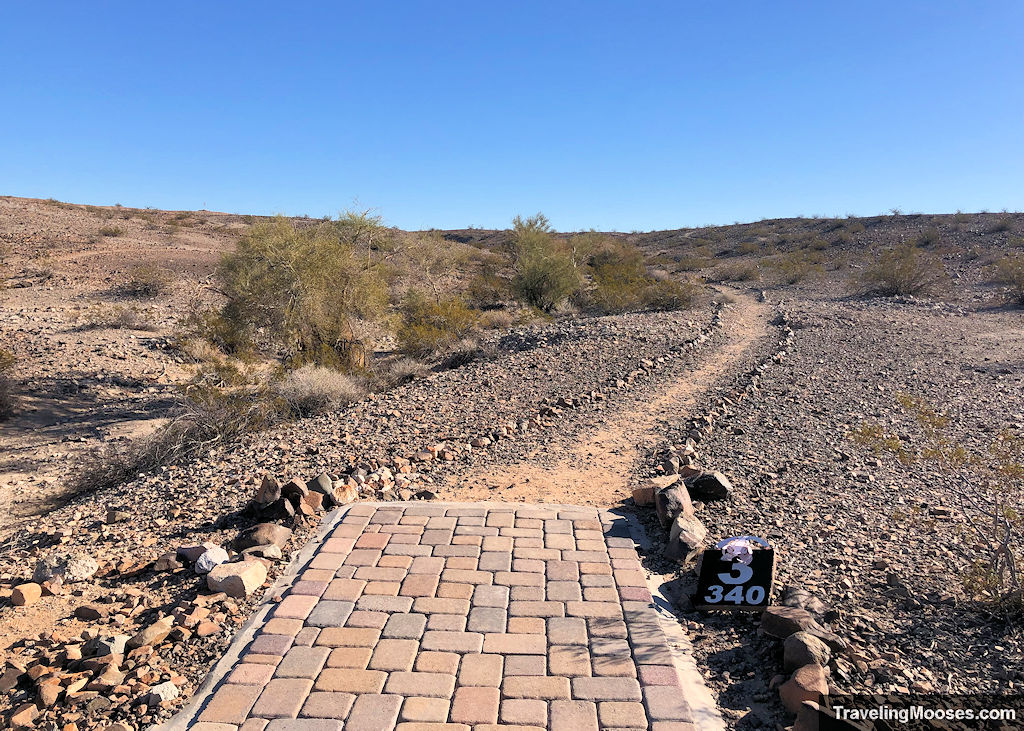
[166,502,721,731]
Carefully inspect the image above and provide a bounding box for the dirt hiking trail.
[448,291,772,506]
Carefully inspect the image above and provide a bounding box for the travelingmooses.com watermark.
[805,694,1022,730]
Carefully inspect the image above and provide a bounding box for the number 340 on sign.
[694,536,775,611]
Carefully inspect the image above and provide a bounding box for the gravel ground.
[648,289,1024,729]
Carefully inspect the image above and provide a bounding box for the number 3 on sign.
[703,585,765,604]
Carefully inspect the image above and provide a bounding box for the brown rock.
[655,484,694,527]
[73,605,108,621]
[784,632,832,671]
[664,513,706,564]
[236,523,291,550]
[38,679,62,707]
[779,664,828,714]
[760,606,819,639]
[631,486,654,506]
[153,552,183,572]
[255,475,282,505]
[10,703,39,728]
[282,477,309,502]
[331,482,358,505]
[12,583,42,607]
[126,616,174,650]
[206,560,268,599]
[302,491,323,512]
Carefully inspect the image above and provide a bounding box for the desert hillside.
[1,196,1023,729]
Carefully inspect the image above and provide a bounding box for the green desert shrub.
[397,291,480,357]
[986,217,1015,234]
[98,225,125,237]
[215,214,390,368]
[993,254,1024,305]
[116,264,171,299]
[709,260,762,283]
[581,243,699,313]
[505,214,580,312]
[857,244,946,297]
[770,252,824,284]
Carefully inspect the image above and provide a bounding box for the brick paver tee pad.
[179,503,698,730]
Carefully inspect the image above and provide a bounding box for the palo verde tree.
[505,213,580,312]
[214,212,391,369]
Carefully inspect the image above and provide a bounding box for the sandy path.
[445,291,771,506]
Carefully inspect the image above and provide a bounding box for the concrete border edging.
[617,509,726,731]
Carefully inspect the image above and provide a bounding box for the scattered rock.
[206,560,268,598]
[126,615,174,649]
[655,483,694,527]
[176,542,218,564]
[12,583,42,607]
[194,546,230,574]
[784,631,832,671]
[255,475,282,505]
[760,606,820,639]
[235,523,291,551]
[779,663,829,714]
[10,702,39,728]
[154,552,183,572]
[32,552,98,584]
[664,512,706,564]
[684,471,733,501]
[146,680,180,705]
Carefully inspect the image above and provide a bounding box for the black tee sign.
[694,541,775,611]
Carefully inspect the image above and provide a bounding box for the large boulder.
[236,523,292,551]
[684,471,733,501]
[784,631,832,671]
[33,553,98,584]
[779,664,829,714]
[206,560,267,599]
[664,513,706,564]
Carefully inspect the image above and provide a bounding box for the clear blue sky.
[2,2,1021,231]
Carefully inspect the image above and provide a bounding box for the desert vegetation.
[855,394,1023,604]
[68,208,701,494]
[994,254,1024,305]
[856,243,946,297]
[0,348,15,421]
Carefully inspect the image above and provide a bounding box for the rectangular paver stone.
[570,677,642,701]
[251,678,314,718]
[502,676,571,700]
[345,693,403,731]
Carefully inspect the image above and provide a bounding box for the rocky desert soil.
[1,198,1022,729]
